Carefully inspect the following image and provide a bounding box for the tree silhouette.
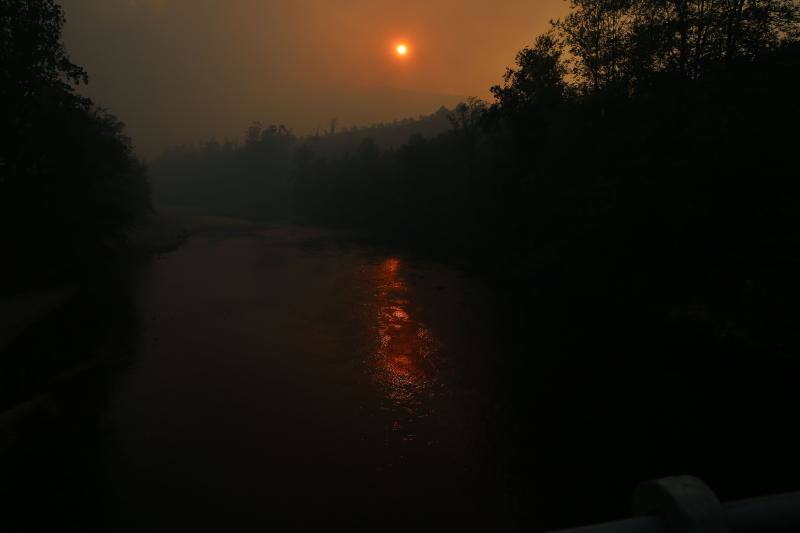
[1,0,151,294]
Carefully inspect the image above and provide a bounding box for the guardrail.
[549,476,800,533]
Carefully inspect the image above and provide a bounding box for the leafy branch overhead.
[494,0,800,101]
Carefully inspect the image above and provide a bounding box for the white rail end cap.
[632,476,728,533]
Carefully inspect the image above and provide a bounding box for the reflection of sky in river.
[370,258,439,415]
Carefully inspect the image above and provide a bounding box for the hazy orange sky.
[60,0,568,157]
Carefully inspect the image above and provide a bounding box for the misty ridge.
[3,0,800,531]
[150,107,456,218]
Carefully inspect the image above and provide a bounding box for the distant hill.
[297,105,454,158]
[136,87,464,159]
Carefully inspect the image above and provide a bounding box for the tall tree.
[1,0,151,292]
[551,0,800,94]
[554,0,635,94]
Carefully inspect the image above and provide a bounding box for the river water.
[6,224,515,532]
[6,222,800,532]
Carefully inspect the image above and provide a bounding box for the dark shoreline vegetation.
[1,1,151,296]
[1,0,151,419]
[2,0,800,530]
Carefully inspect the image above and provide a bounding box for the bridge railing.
[548,476,800,533]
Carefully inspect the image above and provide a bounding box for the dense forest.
[0,0,151,296]
[151,107,455,216]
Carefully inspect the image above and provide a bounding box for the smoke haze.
[59,0,567,156]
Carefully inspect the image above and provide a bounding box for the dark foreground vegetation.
[153,0,800,527]
[0,0,151,297]
[1,0,150,413]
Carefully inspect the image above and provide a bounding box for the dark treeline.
[153,0,800,526]
[151,107,454,216]
[0,0,151,296]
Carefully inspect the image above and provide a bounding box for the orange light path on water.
[371,258,436,412]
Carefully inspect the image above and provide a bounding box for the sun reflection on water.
[371,258,438,414]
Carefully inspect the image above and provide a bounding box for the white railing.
[550,476,800,533]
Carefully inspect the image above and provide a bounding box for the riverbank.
[0,211,196,425]
[0,287,78,353]
[126,207,266,255]
[0,211,286,429]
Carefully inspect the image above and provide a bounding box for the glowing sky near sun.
[59,0,568,155]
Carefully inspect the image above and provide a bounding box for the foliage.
[551,0,800,93]
[1,0,152,294]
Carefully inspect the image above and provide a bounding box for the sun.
[395,43,409,57]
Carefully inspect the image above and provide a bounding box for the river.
[4,224,516,532]
[5,221,799,533]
